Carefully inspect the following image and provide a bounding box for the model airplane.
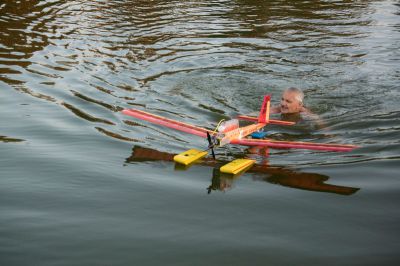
[122,95,358,174]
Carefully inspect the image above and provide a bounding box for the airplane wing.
[231,138,358,152]
[122,108,212,138]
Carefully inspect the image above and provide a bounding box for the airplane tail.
[258,95,271,123]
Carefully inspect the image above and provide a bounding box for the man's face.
[280,91,302,114]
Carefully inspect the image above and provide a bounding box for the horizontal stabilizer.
[237,115,295,126]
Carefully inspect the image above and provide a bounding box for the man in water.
[247,87,322,155]
[246,87,323,156]
[270,87,321,124]
[247,87,317,121]
[271,87,310,114]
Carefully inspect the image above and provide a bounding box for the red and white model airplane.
[122,95,358,174]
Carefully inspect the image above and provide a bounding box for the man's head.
[280,87,304,114]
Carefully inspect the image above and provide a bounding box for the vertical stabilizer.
[258,95,271,123]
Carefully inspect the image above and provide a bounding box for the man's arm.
[247,105,280,117]
[300,106,326,129]
[300,106,312,114]
[270,105,281,114]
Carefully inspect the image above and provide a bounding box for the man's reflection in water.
[126,146,359,196]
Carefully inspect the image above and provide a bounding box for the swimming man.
[271,87,311,115]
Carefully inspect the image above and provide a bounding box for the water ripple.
[0,0,399,165]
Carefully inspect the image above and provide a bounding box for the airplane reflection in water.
[126,146,359,196]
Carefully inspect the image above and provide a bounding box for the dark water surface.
[1,0,400,265]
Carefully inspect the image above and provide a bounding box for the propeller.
[206,132,216,160]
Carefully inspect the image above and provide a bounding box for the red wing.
[122,109,212,138]
[231,138,358,152]
[237,115,295,126]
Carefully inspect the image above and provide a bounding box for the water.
[1,0,399,265]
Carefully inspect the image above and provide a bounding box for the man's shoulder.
[270,105,281,114]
